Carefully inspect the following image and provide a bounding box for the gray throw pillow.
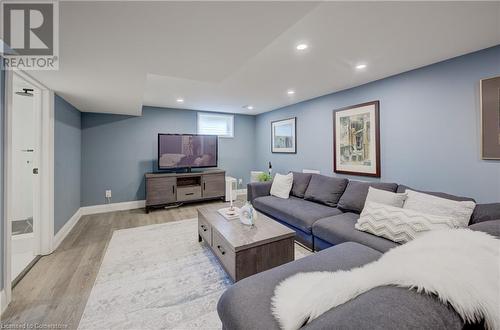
[290,172,312,198]
[337,181,398,213]
[303,174,348,207]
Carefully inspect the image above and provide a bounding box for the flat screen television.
[158,134,218,170]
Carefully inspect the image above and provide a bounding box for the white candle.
[229,180,233,209]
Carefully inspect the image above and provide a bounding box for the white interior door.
[2,70,54,312]
[11,91,35,224]
[10,75,41,281]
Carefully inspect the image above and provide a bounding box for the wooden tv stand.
[145,169,225,213]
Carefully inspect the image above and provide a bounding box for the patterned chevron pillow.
[356,202,460,243]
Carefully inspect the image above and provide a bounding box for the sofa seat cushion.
[217,242,463,330]
[313,213,398,253]
[302,286,463,330]
[253,196,341,234]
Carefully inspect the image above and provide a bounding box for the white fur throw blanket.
[271,229,500,330]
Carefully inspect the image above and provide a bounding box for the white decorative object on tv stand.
[225,176,237,202]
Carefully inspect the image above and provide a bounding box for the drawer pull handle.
[217,245,226,255]
[200,224,207,232]
[185,192,194,196]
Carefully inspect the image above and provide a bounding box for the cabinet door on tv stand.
[202,173,225,199]
[147,177,176,206]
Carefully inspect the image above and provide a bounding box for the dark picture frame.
[480,76,500,160]
[271,117,297,154]
[333,101,380,177]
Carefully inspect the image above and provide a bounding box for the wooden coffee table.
[197,203,295,282]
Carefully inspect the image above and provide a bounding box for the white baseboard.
[80,200,146,216]
[53,208,82,250]
[52,200,146,251]
[52,195,242,251]
[0,289,7,314]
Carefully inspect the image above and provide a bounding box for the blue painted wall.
[0,60,5,289]
[255,46,500,203]
[81,107,255,206]
[54,95,82,234]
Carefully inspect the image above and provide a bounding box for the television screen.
[158,134,218,170]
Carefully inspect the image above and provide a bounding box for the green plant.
[258,172,272,182]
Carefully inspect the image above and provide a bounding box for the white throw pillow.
[365,187,407,208]
[356,202,460,243]
[270,173,294,199]
[403,190,475,227]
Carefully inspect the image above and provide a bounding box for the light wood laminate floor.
[1,198,234,329]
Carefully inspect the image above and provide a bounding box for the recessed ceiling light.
[287,90,295,95]
[296,43,308,51]
[176,98,184,103]
[247,105,254,110]
[355,64,367,70]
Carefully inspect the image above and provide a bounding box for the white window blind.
[197,113,234,138]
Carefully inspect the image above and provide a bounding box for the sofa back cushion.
[304,174,348,207]
[397,185,475,202]
[470,203,500,224]
[290,172,312,198]
[337,181,398,213]
[468,220,500,237]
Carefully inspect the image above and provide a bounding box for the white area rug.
[78,218,311,330]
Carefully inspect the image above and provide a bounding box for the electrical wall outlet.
[105,190,112,198]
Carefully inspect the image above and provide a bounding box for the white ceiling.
[29,1,500,116]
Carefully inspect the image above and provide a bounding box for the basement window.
[197,113,234,138]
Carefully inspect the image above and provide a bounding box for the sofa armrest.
[470,203,500,224]
[247,181,272,203]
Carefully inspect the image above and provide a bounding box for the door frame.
[2,70,54,311]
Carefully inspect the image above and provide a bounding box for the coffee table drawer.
[198,217,211,244]
[212,230,235,280]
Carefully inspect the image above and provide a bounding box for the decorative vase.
[239,202,257,226]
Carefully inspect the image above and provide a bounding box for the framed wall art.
[271,117,296,153]
[480,76,500,159]
[333,101,380,177]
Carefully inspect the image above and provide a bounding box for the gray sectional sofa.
[218,173,500,329]
[247,172,497,251]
